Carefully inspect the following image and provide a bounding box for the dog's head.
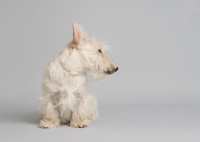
[69,22,118,79]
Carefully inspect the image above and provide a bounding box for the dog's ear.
[72,22,83,44]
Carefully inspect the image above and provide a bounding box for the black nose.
[115,67,118,72]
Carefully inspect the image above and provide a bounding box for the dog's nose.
[105,67,118,74]
[115,67,118,72]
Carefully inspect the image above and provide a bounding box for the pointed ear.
[72,22,83,44]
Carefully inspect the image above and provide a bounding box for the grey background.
[0,0,200,141]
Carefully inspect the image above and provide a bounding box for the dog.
[39,22,118,128]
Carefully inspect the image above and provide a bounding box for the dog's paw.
[70,120,90,128]
[39,119,59,129]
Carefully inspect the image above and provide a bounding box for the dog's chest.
[56,91,82,123]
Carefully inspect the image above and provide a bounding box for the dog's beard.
[90,70,107,81]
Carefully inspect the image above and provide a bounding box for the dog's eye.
[98,49,102,53]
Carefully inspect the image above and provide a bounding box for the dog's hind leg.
[70,93,98,128]
[39,92,60,129]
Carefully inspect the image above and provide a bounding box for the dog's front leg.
[39,93,60,129]
[70,93,98,128]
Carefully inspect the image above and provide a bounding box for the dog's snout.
[105,67,118,74]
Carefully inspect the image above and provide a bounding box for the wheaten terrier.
[39,22,118,128]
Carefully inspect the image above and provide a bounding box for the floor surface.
[0,105,200,142]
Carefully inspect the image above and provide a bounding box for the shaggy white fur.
[39,22,118,128]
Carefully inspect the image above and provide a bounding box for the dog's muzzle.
[105,67,118,74]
